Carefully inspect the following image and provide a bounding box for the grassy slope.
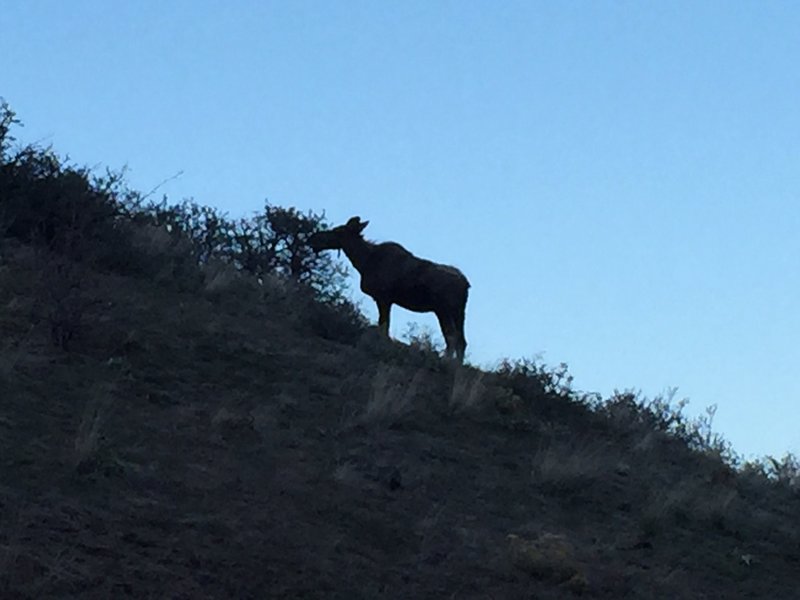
[1,244,799,600]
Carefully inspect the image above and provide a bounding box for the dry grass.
[0,502,22,594]
[202,258,242,295]
[640,479,740,537]
[0,323,35,379]
[530,436,621,493]
[361,365,426,425]
[448,367,486,412]
[71,384,115,472]
[507,532,585,588]
[332,461,362,487]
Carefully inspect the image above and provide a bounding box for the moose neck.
[340,235,374,276]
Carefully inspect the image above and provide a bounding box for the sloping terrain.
[1,242,800,600]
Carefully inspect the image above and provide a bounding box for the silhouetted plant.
[742,453,800,487]
[0,98,20,158]
[32,253,101,350]
[601,389,741,466]
[231,203,349,302]
[0,107,125,265]
[133,199,231,265]
[401,323,444,354]
[124,195,349,302]
[0,100,351,306]
[304,285,369,344]
[495,357,573,400]
[603,390,688,435]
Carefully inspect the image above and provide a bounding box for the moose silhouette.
[309,217,470,361]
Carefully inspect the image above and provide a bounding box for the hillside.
[1,102,800,598]
[2,236,800,599]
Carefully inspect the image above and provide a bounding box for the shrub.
[0,100,352,312]
[742,453,800,488]
[494,357,572,401]
[601,390,739,465]
[401,323,444,355]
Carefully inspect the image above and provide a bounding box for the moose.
[308,217,470,362]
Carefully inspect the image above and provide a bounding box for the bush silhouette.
[0,99,362,346]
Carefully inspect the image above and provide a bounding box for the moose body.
[308,217,469,361]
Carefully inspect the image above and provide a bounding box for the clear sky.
[2,1,799,459]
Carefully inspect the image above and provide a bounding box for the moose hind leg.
[453,305,467,362]
[435,311,457,359]
[377,301,391,337]
[454,335,467,362]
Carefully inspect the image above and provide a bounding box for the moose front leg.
[377,301,391,337]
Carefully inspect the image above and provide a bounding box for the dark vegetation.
[1,99,799,599]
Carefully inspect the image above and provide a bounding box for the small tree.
[259,203,349,301]
[0,98,20,159]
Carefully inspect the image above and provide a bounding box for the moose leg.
[435,311,456,359]
[454,305,467,362]
[455,336,466,362]
[377,301,391,337]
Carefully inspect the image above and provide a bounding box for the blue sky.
[2,1,799,459]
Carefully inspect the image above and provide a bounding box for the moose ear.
[358,220,369,232]
[346,216,362,228]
